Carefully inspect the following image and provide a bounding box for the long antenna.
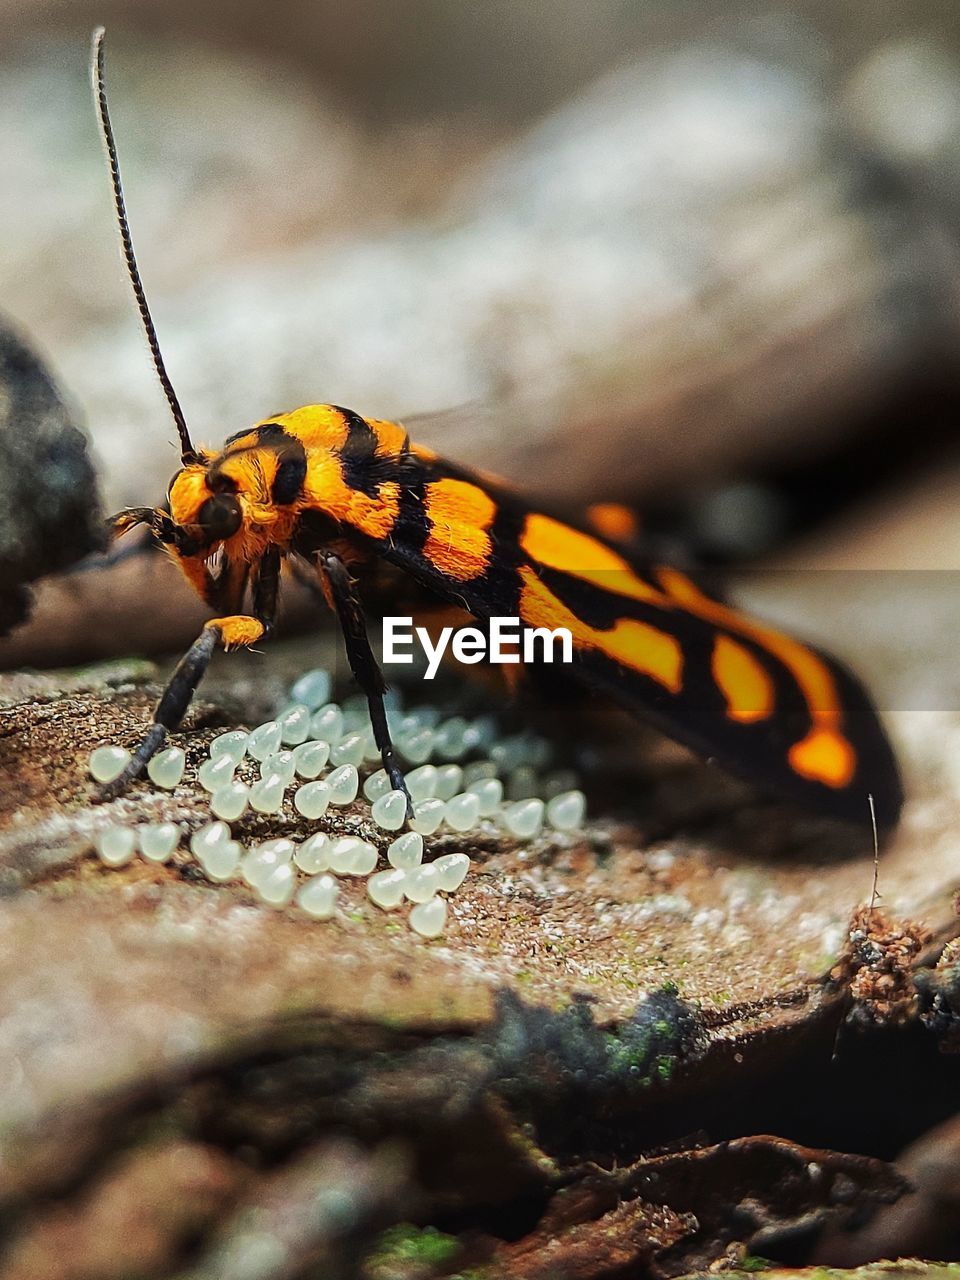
[90,27,197,464]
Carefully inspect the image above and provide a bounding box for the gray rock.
[0,320,103,635]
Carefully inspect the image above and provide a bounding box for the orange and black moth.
[92,29,903,826]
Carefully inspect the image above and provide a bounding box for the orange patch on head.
[168,468,210,525]
[712,635,775,724]
[221,449,276,504]
[788,728,856,788]
[518,566,682,693]
[423,478,497,581]
[200,446,299,558]
[520,513,663,605]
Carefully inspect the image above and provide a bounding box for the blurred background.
[1,0,960,674]
[3,8,960,1272]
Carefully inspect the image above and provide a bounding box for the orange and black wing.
[511,537,902,827]
[359,453,903,827]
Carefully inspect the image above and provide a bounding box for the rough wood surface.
[2,9,960,1275]
[0,592,957,1275]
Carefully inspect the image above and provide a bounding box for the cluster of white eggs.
[89,668,587,937]
[92,821,468,937]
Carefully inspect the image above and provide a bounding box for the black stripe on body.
[368,452,527,618]
[223,421,289,446]
[223,426,254,446]
[255,423,308,504]
[389,453,430,555]
[464,496,526,616]
[292,508,346,558]
[335,406,380,497]
[212,423,308,505]
[270,436,308,503]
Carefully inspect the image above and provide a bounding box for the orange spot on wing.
[658,568,857,787]
[788,728,856,788]
[711,635,775,724]
[520,513,663,605]
[423,478,497,581]
[586,502,641,544]
[518,566,682,693]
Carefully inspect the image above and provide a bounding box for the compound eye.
[196,493,242,542]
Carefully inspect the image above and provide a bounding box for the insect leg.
[318,551,412,814]
[251,545,281,626]
[96,625,220,799]
[96,548,281,799]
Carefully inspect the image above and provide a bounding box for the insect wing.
[529,558,903,826]
[376,460,901,826]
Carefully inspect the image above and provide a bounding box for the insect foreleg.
[96,549,281,799]
[96,625,220,799]
[106,507,156,538]
[251,546,280,627]
[318,551,412,815]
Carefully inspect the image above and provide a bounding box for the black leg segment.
[252,545,281,631]
[319,551,411,814]
[97,624,221,799]
[95,547,281,801]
